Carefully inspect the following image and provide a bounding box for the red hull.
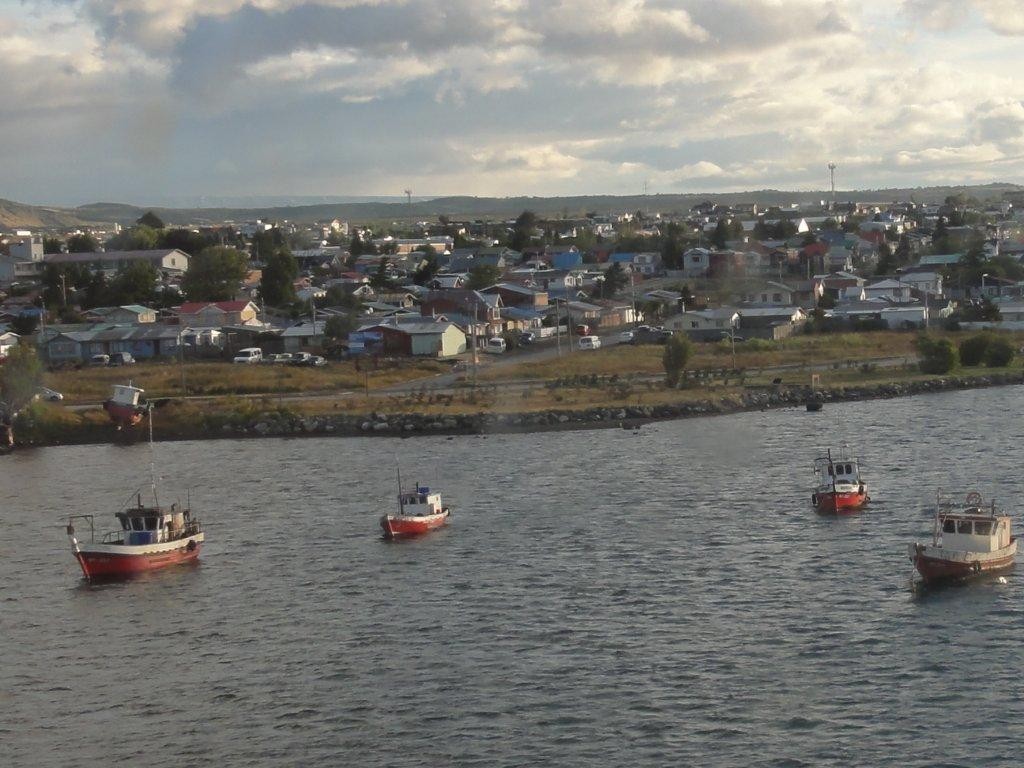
[813,490,868,515]
[75,542,201,579]
[103,401,145,427]
[913,551,1015,584]
[381,512,448,539]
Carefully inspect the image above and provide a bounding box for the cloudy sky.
[3,0,1024,205]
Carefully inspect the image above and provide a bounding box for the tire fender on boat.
[972,560,982,574]
[811,493,818,507]
[187,539,197,552]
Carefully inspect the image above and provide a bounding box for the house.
[632,252,662,276]
[357,320,466,357]
[831,301,930,329]
[679,247,710,278]
[665,308,740,340]
[736,306,807,340]
[420,290,502,337]
[864,279,913,303]
[280,320,326,352]
[735,281,796,307]
[0,331,18,359]
[177,300,261,327]
[429,274,467,290]
[896,271,943,296]
[83,305,158,324]
[481,282,549,309]
[44,248,190,275]
[41,323,187,363]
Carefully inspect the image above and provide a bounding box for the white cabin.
[935,504,1013,554]
[110,384,145,407]
[813,453,863,492]
[398,487,444,517]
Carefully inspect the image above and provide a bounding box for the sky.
[3,0,1024,206]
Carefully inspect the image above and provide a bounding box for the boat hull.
[813,489,868,515]
[909,539,1017,584]
[381,510,449,539]
[73,534,204,580]
[103,401,146,428]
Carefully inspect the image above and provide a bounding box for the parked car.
[37,386,63,402]
[305,355,327,367]
[578,335,601,350]
[631,326,673,344]
[619,330,635,343]
[262,353,292,364]
[108,351,135,366]
[232,347,263,364]
[89,354,110,366]
[288,352,313,365]
[519,331,537,345]
[484,337,507,354]
[575,324,591,336]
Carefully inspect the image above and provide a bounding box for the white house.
[665,308,740,340]
[681,248,711,278]
[864,279,913,303]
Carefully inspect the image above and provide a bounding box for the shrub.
[662,334,694,387]
[916,334,957,374]
[984,337,1015,368]
[958,334,991,367]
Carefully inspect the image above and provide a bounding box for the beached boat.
[812,448,869,514]
[380,483,451,539]
[66,408,203,580]
[908,492,1016,584]
[102,382,149,428]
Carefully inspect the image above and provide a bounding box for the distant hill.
[4,183,1023,230]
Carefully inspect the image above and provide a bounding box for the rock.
[373,422,389,432]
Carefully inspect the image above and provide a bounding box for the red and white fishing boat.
[380,482,451,539]
[811,448,869,514]
[66,407,204,580]
[909,491,1017,584]
[103,382,149,428]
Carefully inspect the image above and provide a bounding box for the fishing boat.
[66,408,203,580]
[908,492,1016,584]
[811,448,869,514]
[380,477,451,539]
[102,382,149,428]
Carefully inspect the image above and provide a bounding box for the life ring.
[187,539,197,552]
[972,561,982,574]
[966,491,983,506]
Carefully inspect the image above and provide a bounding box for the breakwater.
[13,370,1024,448]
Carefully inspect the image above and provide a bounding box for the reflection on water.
[3,386,1024,767]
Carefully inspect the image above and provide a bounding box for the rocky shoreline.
[12,370,1024,449]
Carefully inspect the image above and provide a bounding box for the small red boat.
[811,448,868,514]
[67,495,203,580]
[103,383,149,428]
[381,484,450,539]
[909,492,1017,584]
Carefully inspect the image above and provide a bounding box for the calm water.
[4,387,1024,766]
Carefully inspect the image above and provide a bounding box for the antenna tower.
[827,163,837,208]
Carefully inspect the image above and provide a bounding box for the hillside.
[4,183,1022,230]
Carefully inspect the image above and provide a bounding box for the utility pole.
[828,162,837,209]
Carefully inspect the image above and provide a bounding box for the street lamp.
[981,272,989,298]
[721,325,741,370]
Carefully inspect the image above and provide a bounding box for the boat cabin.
[813,455,863,490]
[398,486,443,517]
[110,384,146,408]
[114,500,192,545]
[935,507,1013,554]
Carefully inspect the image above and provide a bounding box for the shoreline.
[10,371,1024,449]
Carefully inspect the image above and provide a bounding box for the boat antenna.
[827,448,837,497]
[148,404,159,507]
[396,461,405,515]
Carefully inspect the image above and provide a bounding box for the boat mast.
[827,448,836,496]
[148,404,159,507]
[396,463,405,515]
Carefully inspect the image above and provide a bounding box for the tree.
[916,335,957,374]
[9,313,38,336]
[106,225,160,252]
[66,233,99,253]
[662,334,693,387]
[43,236,63,254]
[599,261,629,298]
[161,228,211,256]
[370,258,392,290]
[894,234,911,265]
[82,266,109,309]
[510,210,538,251]
[710,219,731,249]
[0,343,43,427]
[984,336,1015,368]
[259,248,298,306]
[324,314,358,339]
[874,242,895,276]
[958,334,991,366]
[467,263,502,290]
[349,233,367,258]
[250,228,287,263]
[108,260,158,305]
[137,211,165,229]
[181,246,249,301]
[413,252,440,285]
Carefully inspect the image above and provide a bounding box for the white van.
[233,347,263,364]
[578,335,601,350]
[485,337,507,354]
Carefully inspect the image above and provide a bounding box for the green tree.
[510,210,538,251]
[250,228,287,263]
[894,233,911,265]
[0,343,43,424]
[108,260,158,305]
[370,258,392,290]
[82,266,109,309]
[466,263,502,290]
[413,252,440,285]
[106,225,160,251]
[874,242,895,276]
[324,314,358,339]
[958,334,991,366]
[160,228,211,256]
[599,261,629,298]
[349,233,367,258]
[181,246,249,301]
[67,233,99,253]
[259,248,298,306]
[662,334,693,387]
[43,236,63,254]
[137,211,165,229]
[711,219,731,249]
[984,336,1015,367]
[9,313,38,336]
[916,334,957,374]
